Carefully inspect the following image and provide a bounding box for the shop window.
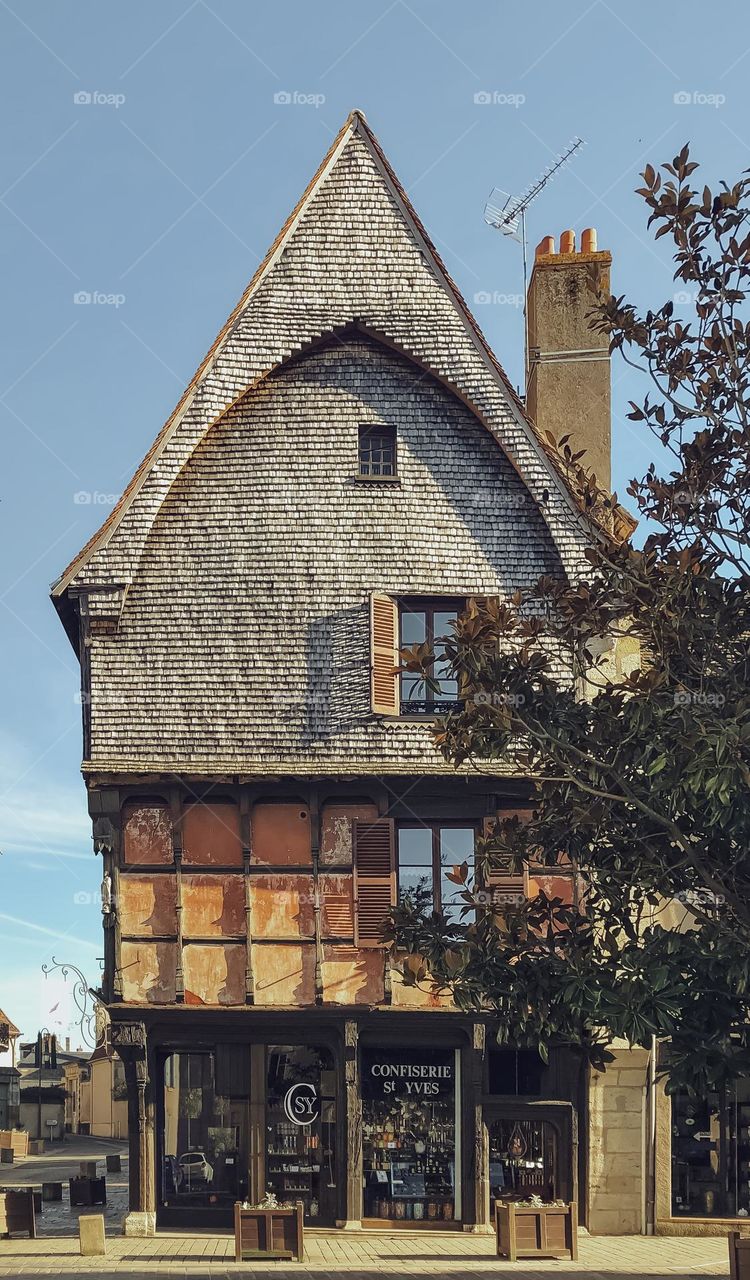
[488,1049,544,1097]
[672,1083,750,1216]
[361,1045,459,1222]
[265,1045,337,1224]
[488,1116,556,1210]
[397,825,475,919]
[161,1051,249,1212]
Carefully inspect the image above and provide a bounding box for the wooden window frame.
[396,821,477,916]
[399,597,465,717]
[357,424,398,481]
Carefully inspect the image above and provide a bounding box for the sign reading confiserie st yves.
[362,1048,455,1098]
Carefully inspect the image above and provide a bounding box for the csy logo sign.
[283,1082,320,1126]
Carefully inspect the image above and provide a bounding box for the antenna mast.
[484,137,585,382]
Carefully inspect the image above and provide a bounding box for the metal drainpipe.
[647,1035,657,1234]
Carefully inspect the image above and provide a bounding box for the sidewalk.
[0,1228,730,1277]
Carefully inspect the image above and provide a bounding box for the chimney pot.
[559,229,576,254]
[536,235,555,259]
[581,227,597,253]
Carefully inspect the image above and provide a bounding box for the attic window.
[358,425,397,480]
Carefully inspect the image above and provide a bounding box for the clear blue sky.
[1,0,747,1047]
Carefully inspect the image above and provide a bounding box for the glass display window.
[672,1082,750,1217]
[361,1046,459,1223]
[487,1116,556,1212]
[161,1051,249,1210]
[265,1045,337,1225]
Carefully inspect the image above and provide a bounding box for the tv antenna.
[484,137,585,380]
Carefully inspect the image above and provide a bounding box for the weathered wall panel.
[119,875,177,937]
[320,803,378,866]
[251,943,316,1005]
[119,941,177,1003]
[250,875,314,938]
[182,943,245,1005]
[321,944,384,1004]
[182,802,242,866]
[182,874,245,938]
[252,804,311,865]
[123,803,172,865]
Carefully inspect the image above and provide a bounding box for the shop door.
[264,1045,338,1226]
[487,1114,558,1214]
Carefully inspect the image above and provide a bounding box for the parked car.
[177,1151,214,1187]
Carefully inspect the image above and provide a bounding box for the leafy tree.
[388,146,750,1093]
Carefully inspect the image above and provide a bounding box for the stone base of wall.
[122,1211,156,1237]
[656,1216,749,1237]
[588,1045,648,1235]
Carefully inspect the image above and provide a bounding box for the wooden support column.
[170,788,184,1003]
[310,785,324,1005]
[89,788,121,1003]
[240,789,255,1004]
[469,1023,488,1230]
[342,1019,362,1228]
[112,1021,155,1236]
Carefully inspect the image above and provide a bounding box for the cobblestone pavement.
[0,1228,731,1277]
[0,1133,129,1235]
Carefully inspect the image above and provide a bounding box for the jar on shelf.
[442,1201,453,1220]
[413,1201,424,1221]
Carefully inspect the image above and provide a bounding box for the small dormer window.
[358,425,397,479]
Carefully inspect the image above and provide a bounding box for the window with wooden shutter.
[353,818,396,946]
[482,810,532,909]
[370,593,400,716]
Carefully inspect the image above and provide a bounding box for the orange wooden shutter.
[353,818,396,946]
[482,809,532,908]
[370,593,400,716]
[321,880,355,938]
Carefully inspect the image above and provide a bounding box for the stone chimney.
[526,228,612,489]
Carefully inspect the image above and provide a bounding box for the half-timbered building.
[52,110,644,1237]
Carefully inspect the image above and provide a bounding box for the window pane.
[400,867,434,909]
[440,829,474,920]
[399,828,433,865]
[401,611,427,646]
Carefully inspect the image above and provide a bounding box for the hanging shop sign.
[362,1048,455,1099]
[283,1082,321,1126]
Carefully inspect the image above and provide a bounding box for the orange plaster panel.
[182,874,245,938]
[390,963,455,1009]
[123,804,172,865]
[320,873,354,938]
[182,802,242,866]
[119,875,177,937]
[252,803,311,866]
[119,941,177,1003]
[252,943,316,1006]
[320,803,378,866]
[182,943,245,1005]
[321,944,384,1004]
[250,875,314,938]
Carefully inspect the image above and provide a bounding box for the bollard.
[79,1160,97,1178]
[42,1181,63,1201]
[79,1213,106,1256]
[106,1153,121,1173]
[0,1148,13,1164]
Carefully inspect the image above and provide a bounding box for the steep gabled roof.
[0,1009,20,1038]
[52,110,629,614]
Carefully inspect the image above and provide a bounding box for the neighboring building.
[0,1009,21,1129]
[51,110,693,1238]
[18,1036,89,1140]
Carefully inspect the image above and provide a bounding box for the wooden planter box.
[234,1202,304,1262]
[69,1175,107,1207]
[729,1232,750,1279]
[496,1200,578,1262]
[0,1189,36,1239]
